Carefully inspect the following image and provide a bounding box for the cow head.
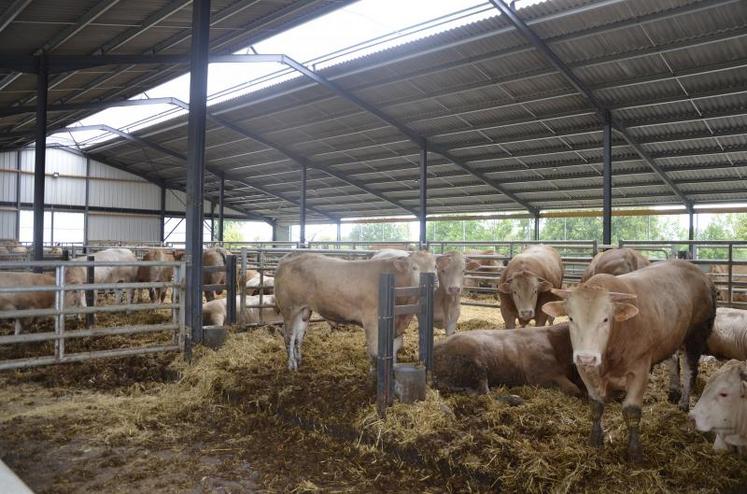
[436,252,475,296]
[393,250,437,287]
[498,270,553,321]
[689,360,747,435]
[542,285,638,368]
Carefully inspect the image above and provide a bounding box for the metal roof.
[3,0,747,224]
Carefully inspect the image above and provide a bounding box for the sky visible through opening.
[51,0,547,148]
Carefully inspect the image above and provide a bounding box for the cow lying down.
[202,294,282,327]
[432,323,584,397]
[690,359,747,455]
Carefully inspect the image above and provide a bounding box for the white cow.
[68,248,138,305]
[202,294,282,327]
[690,359,747,455]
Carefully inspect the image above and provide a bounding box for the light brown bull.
[580,248,650,283]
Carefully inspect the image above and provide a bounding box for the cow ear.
[436,255,451,269]
[466,260,482,271]
[551,288,572,299]
[542,301,566,318]
[393,259,409,273]
[614,302,639,322]
[498,282,512,294]
[609,291,637,303]
[537,278,553,292]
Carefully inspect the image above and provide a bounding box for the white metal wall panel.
[0,151,16,170]
[165,189,186,212]
[46,176,86,206]
[0,151,16,202]
[46,149,86,176]
[89,180,160,210]
[0,210,16,238]
[89,159,146,182]
[87,214,160,242]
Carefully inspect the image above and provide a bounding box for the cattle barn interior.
[1,0,747,491]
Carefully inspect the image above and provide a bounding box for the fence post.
[240,248,247,317]
[258,250,265,324]
[178,261,190,359]
[418,271,435,377]
[54,265,65,363]
[85,255,95,328]
[377,272,395,417]
[226,254,237,325]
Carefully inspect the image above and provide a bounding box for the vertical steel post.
[218,175,225,242]
[84,157,90,245]
[419,143,428,249]
[418,271,435,375]
[299,165,307,246]
[49,206,54,245]
[336,221,341,243]
[85,255,95,328]
[377,272,395,417]
[533,215,540,241]
[225,254,237,325]
[728,244,734,305]
[54,265,64,362]
[33,54,48,262]
[688,210,695,259]
[15,149,21,240]
[184,0,211,345]
[159,186,166,243]
[602,110,612,246]
[209,201,215,242]
[240,248,248,316]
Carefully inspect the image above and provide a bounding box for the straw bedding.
[0,300,745,492]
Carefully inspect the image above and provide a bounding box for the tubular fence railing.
[0,259,186,370]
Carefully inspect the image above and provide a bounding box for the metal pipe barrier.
[0,259,187,370]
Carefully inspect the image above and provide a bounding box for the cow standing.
[68,248,138,305]
[580,248,650,283]
[498,245,563,328]
[372,249,480,336]
[136,248,179,303]
[274,251,436,371]
[203,247,229,301]
[542,260,716,461]
[432,323,584,396]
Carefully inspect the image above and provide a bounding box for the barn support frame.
[419,144,428,249]
[14,149,21,240]
[688,211,695,258]
[602,110,612,246]
[300,165,307,246]
[533,215,540,241]
[218,175,225,242]
[32,54,48,262]
[184,0,211,351]
[159,186,166,243]
[83,157,90,245]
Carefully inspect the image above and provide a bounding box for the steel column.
[533,215,540,241]
[15,149,21,240]
[377,273,395,417]
[32,54,48,262]
[218,175,225,242]
[688,211,695,258]
[159,186,166,243]
[336,221,341,242]
[602,110,612,245]
[300,165,307,246]
[84,157,90,244]
[419,144,428,248]
[184,0,211,348]
[209,201,215,242]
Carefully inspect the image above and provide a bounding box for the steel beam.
[300,165,307,246]
[489,0,692,210]
[84,156,90,244]
[218,175,225,242]
[689,211,695,258]
[533,215,540,241]
[33,55,48,262]
[160,186,166,243]
[0,0,32,34]
[419,144,428,248]
[185,0,211,347]
[281,55,536,214]
[602,110,612,245]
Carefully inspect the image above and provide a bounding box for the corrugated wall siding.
[87,214,160,242]
[0,210,16,239]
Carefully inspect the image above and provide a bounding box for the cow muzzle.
[519,309,534,320]
[447,286,461,296]
[573,351,601,367]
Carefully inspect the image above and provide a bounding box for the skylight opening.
[56,0,547,150]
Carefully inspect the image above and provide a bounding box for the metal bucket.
[203,326,228,349]
[394,363,426,403]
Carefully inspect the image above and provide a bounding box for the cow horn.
[608,291,637,302]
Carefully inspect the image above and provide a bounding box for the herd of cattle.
[1,244,746,459]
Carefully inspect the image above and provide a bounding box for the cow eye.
[603,317,609,323]
[569,317,573,322]
[719,392,729,398]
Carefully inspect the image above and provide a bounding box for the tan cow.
[203,294,282,327]
[690,360,747,455]
[203,247,229,301]
[542,260,716,461]
[372,249,480,336]
[68,248,138,305]
[274,251,436,370]
[0,271,85,334]
[432,323,584,396]
[708,264,747,302]
[707,307,747,360]
[243,270,274,295]
[136,249,177,304]
[498,245,563,328]
[580,248,650,283]
[464,249,502,290]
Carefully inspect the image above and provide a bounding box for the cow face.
[690,360,747,435]
[542,286,638,368]
[436,252,471,296]
[394,250,437,287]
[498,270,553,321]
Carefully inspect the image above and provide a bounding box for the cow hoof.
[667,388,682,404]
[677,398,689,413]
[590,429,604,448]
[627,447,643,463]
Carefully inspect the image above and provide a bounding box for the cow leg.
[714,434,731,452]
[622,366,649,462]
[680,321,711,412]
[283,310,307,371]
[393,334,403,366]
[500,303,516,329]
[14,319,22,335]
[667,353,682,404]
[590,399,605,448]
[552,376,582,397]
